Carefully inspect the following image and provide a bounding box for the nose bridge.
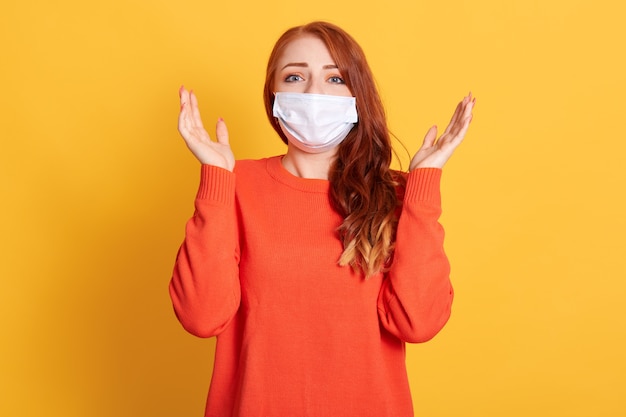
[304,72,323,94]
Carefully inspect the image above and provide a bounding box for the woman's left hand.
[410,93,475,170]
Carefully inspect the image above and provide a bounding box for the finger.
[421,125,438,149]
[445,113,473,149]
[188,90,206,130]
[179,85,190,110]
[178,87,193,129]
[178,109,193,140]
[178,87,191,131]
[215,117,230,145]
[448,97,475,138]
[453,114,473,145]
[178,88,206,141]
[442,99,464,137]
[444,95,473,138]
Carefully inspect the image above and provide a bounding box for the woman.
[171,21,474,417]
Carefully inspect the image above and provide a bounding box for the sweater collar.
[266,156,330,194]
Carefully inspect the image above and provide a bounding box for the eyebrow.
[280,62,339,70]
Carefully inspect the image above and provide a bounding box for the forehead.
[276,35,335,65]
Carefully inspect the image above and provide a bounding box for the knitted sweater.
[170,156,453,417]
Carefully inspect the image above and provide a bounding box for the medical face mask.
[272,92,358,153]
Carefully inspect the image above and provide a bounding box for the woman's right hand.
[178,86,235,171]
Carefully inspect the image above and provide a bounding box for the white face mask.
[272,92,358,153]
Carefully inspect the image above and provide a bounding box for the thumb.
[215,117,230,145]
[421,125,438,149]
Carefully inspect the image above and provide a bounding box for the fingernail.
[218,117,224,122]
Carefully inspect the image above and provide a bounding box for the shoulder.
[233,157,266,173]
[232,156,286,191]
[234,156,281,175]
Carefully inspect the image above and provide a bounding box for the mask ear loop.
[271,93,288,144]
[271,92,280,125]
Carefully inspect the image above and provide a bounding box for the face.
[273,36,353,97]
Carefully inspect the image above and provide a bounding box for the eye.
[328,76,345,84]
[284,74,304,82]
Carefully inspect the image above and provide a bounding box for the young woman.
[171,21,474,417]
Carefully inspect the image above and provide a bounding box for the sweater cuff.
[403,168,442,203]
[196,164,236,204]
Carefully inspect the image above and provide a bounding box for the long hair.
[263,21,405,278]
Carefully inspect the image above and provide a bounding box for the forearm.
[378,168,453,343]
[169,165,241,338]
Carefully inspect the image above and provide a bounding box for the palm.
[178,87,235,171]
[410,93,475,170]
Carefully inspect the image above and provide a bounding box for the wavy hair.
[263,21,405,278]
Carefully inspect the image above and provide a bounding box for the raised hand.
[409,93,475,170]
[178,86,235,171]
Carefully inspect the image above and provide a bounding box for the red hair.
[263,21,404,277]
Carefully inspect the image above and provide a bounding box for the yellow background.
[1,0,625,416]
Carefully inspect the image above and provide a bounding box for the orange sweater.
[170,156,453,417]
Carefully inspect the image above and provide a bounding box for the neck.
[281,145,336,180]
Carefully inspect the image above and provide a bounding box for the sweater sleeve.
[169,164,240,338]
[377,168,454,343]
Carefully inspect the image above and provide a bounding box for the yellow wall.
[1,0,624,415]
